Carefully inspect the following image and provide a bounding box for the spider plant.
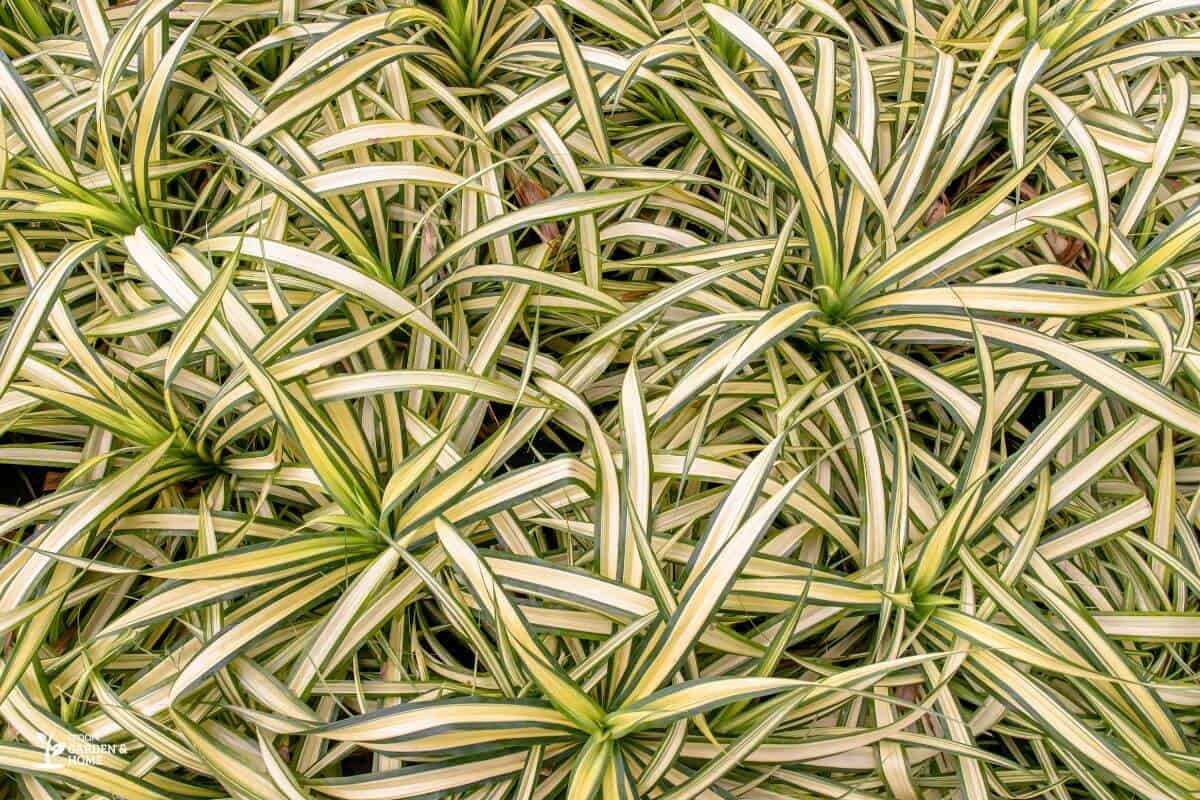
[1,0,1200,799]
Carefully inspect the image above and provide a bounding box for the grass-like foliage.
[2,0,1200,798]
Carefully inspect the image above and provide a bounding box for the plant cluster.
[1,0,1200,798]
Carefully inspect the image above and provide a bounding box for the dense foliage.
[1,0,1200,798]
